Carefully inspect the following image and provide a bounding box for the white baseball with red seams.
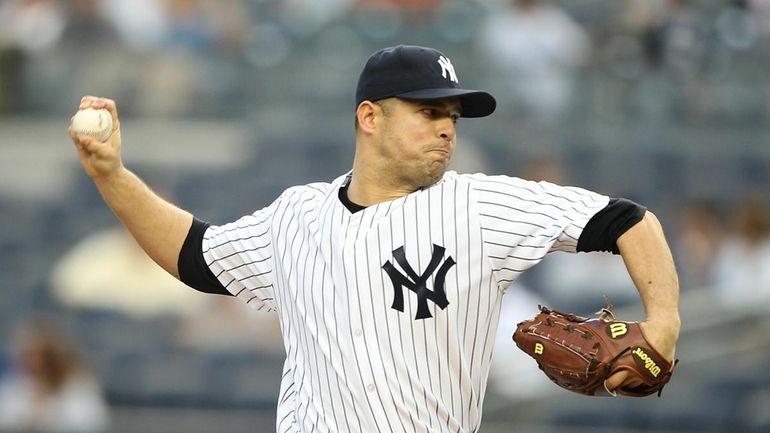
[71,108,113,142]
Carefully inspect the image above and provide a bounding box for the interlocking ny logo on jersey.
[382,244,455,320]
[437,56,458,83]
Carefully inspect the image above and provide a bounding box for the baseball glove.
[512,305,677,397]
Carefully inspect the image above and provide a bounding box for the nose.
[438,118,456,142]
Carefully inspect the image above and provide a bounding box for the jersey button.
[367,384,375,392]
[354,329,363,337]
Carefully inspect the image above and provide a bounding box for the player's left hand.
[604,318,679,393]
[514,306,678,397]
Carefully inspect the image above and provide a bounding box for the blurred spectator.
[133,52,203,116]
[0,322,109,433]
[623,0,707,76]
[103,0,167,52]
[200,0,252,55]
[0,0,65,53]
[59,0,120,49]
[163,0,213,53]
[711,198,770,310]
[34,0,130,113]
[749,0,770,39]
[478,0,590,123]
[622,0,670,70]
[0,48,23,114]
[0,0,65,112]
[716,0,756,52]
[128,0,234,116]
[356,0,441,22]
[357,0,440,7]
[279,0,354,37]
[50,226,207,318]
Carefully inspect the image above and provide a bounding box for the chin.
[424,167,447,186]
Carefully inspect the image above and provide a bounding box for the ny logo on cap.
[437,56,458,83]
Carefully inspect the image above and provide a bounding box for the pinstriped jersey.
[201,170,609,433]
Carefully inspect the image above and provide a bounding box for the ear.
[356,101,379,134]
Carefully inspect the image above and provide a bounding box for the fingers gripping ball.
[72,108,113,142]
[512,305,677,397]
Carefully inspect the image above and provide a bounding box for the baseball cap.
[355,45,496,118]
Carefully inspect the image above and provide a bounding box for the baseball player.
[69,45,680,432]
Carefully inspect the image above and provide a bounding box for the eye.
[422,108,436,117]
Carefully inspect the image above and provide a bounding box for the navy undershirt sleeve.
[576,198,647,254]
[178,218,231,296]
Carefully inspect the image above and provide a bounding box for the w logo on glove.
[608,322,629,339]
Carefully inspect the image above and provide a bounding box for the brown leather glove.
[512,305,677,397]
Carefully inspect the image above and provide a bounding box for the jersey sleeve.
[201,197,281,311]
[468,174,610,288]
[178,218,230,296]
[577,197,647,254]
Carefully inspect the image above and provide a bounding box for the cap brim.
[397,88,497,118]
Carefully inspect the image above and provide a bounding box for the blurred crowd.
[0,321,109,433]
[0,0,451,116]
[2,0,770,431]
[1,0,769,118]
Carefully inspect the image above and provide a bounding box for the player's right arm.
[68,96,192,279]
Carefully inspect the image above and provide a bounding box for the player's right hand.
[68,96,123,180]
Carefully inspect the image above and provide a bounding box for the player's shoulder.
[275,173,348,204]
[282,181,334,195]
[446,171,532,190]
[278,182,334,202]
[453,171,609,209]
[450,171,596,202]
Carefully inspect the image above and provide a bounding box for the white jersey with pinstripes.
[201,170,609,433]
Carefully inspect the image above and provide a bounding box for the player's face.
[375,97,460,189]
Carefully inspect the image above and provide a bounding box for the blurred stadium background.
[1,0,770,432]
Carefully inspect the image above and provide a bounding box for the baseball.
[71,108,113,142]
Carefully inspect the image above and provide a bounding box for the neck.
[348,156,417,207]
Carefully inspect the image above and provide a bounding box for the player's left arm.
[574,198,680,393]
[575,198,680,362]
[616,210,681,362]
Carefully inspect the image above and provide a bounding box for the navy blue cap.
[355,45,496,118]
